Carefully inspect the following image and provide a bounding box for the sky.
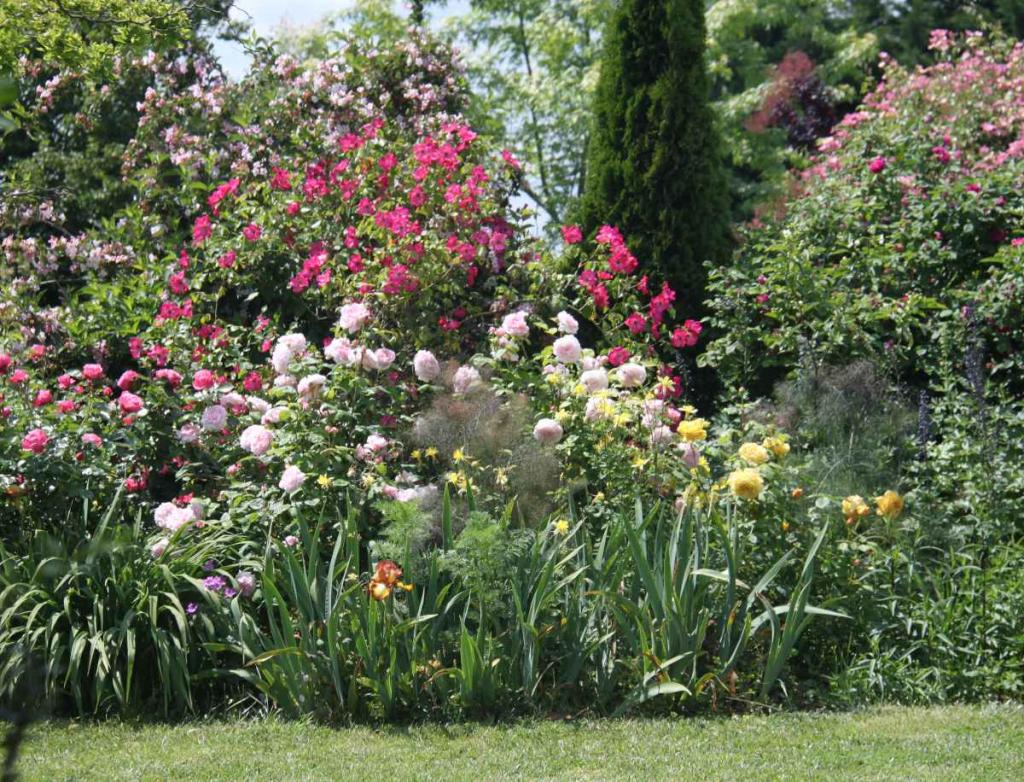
[215,1,469,78]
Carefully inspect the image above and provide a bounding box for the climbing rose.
[556,311,578,334]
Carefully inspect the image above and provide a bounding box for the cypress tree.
[578,0,730,313]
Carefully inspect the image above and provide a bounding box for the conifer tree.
[578,0,731,312]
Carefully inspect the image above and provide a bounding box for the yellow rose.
[762,436,791,458]
[842,495,870,524]
[738,442,770,465]
[677,418,709,442]
[875,490,904,519]
[727,468,764,500]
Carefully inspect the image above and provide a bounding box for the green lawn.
[15,704,1024,781]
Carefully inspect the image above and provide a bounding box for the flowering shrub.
[703,32,1024,398]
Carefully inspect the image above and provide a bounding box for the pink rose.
[82,363,104,381]
[117,370,141,390]
[192,369,215,390]
[118,391,144,413]
[81,433,102,448]
[21,428,49,454]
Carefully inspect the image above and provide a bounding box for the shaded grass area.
[17,704,1024,781]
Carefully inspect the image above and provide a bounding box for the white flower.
[552,335,582,363]
[533,418,564,444]
[556,310,578,335]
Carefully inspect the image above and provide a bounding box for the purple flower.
[202,559,217,572]
[186,602,199,615]
[223,587,238,599]
[203,575,227,592]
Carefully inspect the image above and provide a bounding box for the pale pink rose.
[201,404,228,430]
[154,502,194,532]
[501,311,530,337]
[650,425,675,446]
[533,418,564,444]
[585,396,612,422]
[325,337,354,364]
[297,373,327,397]
[261,406,287,425]
[678,442,701,468]
[580,368,609,393]
[556,311,578,335]
[283,535,299,548]
[277,333,307,354]
[239,424,273,455]
[246,396,270,414]
[273,374,296,388]
[150,537,169,558]
[381,484,399,500]
[616,362,647,388]
[220,391,246,409]
[362,348,395,371]
[177,423,201,443]
[272,344,296,375]
[338,302,372,333]
[452,365,481,394]
[552,335,582,363]
[279,465,306,493]
[413,350,440,382]
[356,434,389,460]
[81,432,102,448]
[236,570,257,598]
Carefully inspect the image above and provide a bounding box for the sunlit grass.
[19,704,1024,781]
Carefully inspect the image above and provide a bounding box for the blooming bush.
[703,32,1024,398]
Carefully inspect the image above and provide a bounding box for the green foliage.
[577,0,731,308]
[0,492,239,716]
[452,0,612,226]
[0,0,192,78]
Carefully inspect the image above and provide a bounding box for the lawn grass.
[15,704,1024,781]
